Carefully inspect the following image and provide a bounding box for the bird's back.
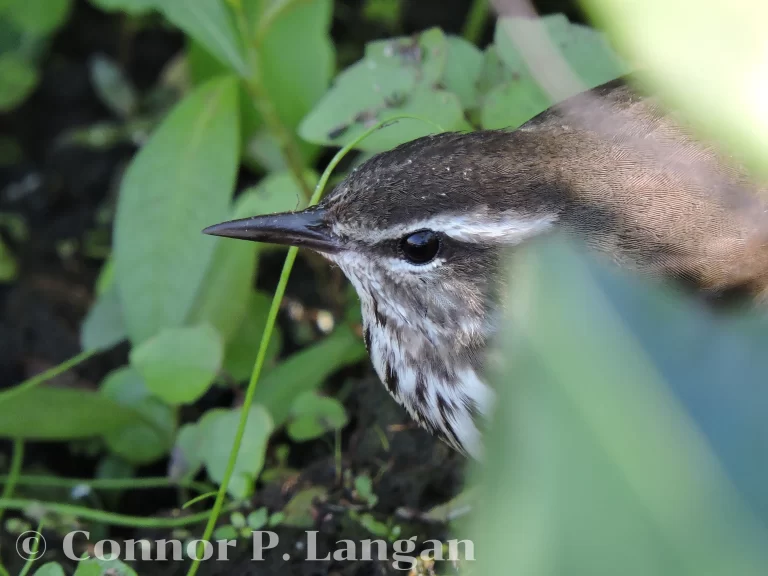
[504,79,768,303]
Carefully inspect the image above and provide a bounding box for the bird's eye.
[399,230,441,264]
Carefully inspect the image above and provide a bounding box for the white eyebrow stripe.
[332,210,557,245]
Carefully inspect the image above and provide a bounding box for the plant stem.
[185,116,444,576]
[0,439,23,569]
[0,474,213,494]
[463,0,490,45]
[0,349,96,405]
[0,498,240,529]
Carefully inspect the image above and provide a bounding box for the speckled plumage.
[206,78,768,458]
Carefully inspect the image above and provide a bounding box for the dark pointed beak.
[202,206,342,254]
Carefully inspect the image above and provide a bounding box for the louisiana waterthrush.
[204,78,768,458]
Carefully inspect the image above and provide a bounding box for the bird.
[203,78,768,459]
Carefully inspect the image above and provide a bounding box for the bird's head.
[203,132,556,350]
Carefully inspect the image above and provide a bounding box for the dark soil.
[0,1,576,573]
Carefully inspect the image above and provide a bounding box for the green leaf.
[442,36,484,109]
[282,486,328,528]
[481,78,550,130]
[89,55,138,118]
[254,325,367,427]
[247,507,269,530]
[81,287,127,352]
[157,0,248,76]
[223,291,282,382]
[88,0,155,15]
[170,422,204,479]
[354,474,378,508]
[130,324,223,405]
[0,237,17,282]
[366,27,448,85]
[300,28,466,152]
[189,170,314,343]
[202,405,273,498]
[73,557,137,576]
[286,391,348,442]
[113,75,239,344]
[101,367,176,464]
[33,564,66,576]
[0,53,39,112]
[494,15,627,99]
[5,0,72,36]
[473,236,768,575]
[255,0,334,167]
[0,387,141,439]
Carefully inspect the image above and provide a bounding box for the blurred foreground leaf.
[114,75,239,344]
[0,387,141,439]
[582,0,768,173]
[473,236,768,574]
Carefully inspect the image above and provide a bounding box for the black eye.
[399,230,441,264]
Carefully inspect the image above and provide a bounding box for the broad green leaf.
[223,291,282,382]
[301,27,468,152]
[254,325,367,426]
[287,392,348,442]
[130,324,223,405]
[73,557,137,576]
[81,287,127,351]
[202,405,273,498]
[88,0,155,15]
[473,236,768,575]
[101,367,176,464]
[256,0,334,167]
[157,0,248,76]
[189,170,314,342]
[33,563,66,576]
[365,27,448,88]
[114,76,239,344]
[442,36,484,109]
[5,0,72,36]
[0,53,38,112]
[494,15,627,100]
[481,78,550,130]
[582,0,768,173]
[0,237,17,282]
[0,387,141,439]
[475,46,513,98]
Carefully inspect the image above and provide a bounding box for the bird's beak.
[202,206,342,254]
